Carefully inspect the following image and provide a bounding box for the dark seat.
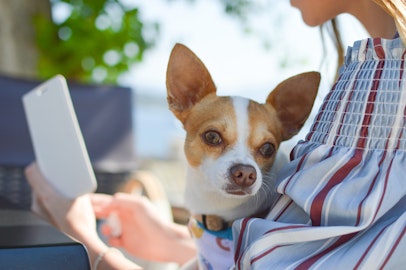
[0,74,137,208]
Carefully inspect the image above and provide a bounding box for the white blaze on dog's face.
[182,94,282,198]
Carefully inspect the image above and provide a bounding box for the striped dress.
[232,36,406,269]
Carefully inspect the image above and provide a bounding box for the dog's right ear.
[166,43,217,123]
[266,71,320,141]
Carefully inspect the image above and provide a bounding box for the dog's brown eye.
[202,130,222,146]
[258,142,275,158]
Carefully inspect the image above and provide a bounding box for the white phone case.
[22,75,97,198]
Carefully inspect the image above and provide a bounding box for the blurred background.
[0,0,369,161]
[0,1,371,268]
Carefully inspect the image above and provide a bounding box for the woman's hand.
[25,162,140,269]
[25,162,196,266]
[91,192,196,265]
[25,163,99,243]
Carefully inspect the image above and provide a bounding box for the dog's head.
[166,43,320,218]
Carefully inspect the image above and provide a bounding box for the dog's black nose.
[230,164,257,187]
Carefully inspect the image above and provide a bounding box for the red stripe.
[282,153,307,194]
[354,222,390,269]
[306,80,342,141]
[308,43,367,226]
[310,40,386,226]
[379,226,406,269]
[295,233,356,269]
[357,94,376,148]
[355,126,393,226]
[310,148,363,226]
[359,42,406,225]
[250,245,284,265]
[364,108,404,226]
[400,51,405,87]
[331,83,357,146]
[360,39,406,225]
[263,224,307,235]
[373,38,386,60]
[356,152,387,225]
[234,218,250,263]
[364,69,406,269]
[285,139,334,198]
[357,39,384,148]
[355,39,394,226]
[355,100,399,227]
[250,225,308,266]
[330,56,365,147]
[274,199,293,222]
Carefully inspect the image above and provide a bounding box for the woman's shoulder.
[342,35,405,68]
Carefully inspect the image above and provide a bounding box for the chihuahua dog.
[166,43,320,270]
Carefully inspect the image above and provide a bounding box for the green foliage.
[32,0,281,84]
[34,0,158,84]
[220,0,254,21]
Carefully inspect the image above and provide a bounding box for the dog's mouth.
[225,184,254,196]
[227,190,249,196]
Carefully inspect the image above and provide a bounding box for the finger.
[90,193,114,204]
[91,192,144,217]
[106,212,122,237]
[100,222,113,236]
[90,193,115,218]
[108,236,122,248]
[113,192,152,211]
[113,192,140,202]
[101,221,123,248]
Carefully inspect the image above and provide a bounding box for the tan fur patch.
[183,95,237,167]
[247,101,283,172]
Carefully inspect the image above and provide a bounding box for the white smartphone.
[22,75,97,198]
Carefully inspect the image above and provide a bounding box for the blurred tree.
[0,0,51,78]
[0,0,158,84]
[0,0,265,84]
[35,0,158,83]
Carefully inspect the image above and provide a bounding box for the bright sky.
[116,0,370,158]
[120,0,368,103]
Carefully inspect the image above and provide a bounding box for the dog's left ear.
[166,43,217,123]
[267,71,320,141]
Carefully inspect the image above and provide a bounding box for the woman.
[25,0,405,269]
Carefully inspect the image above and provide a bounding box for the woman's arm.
[25,163,141,269]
